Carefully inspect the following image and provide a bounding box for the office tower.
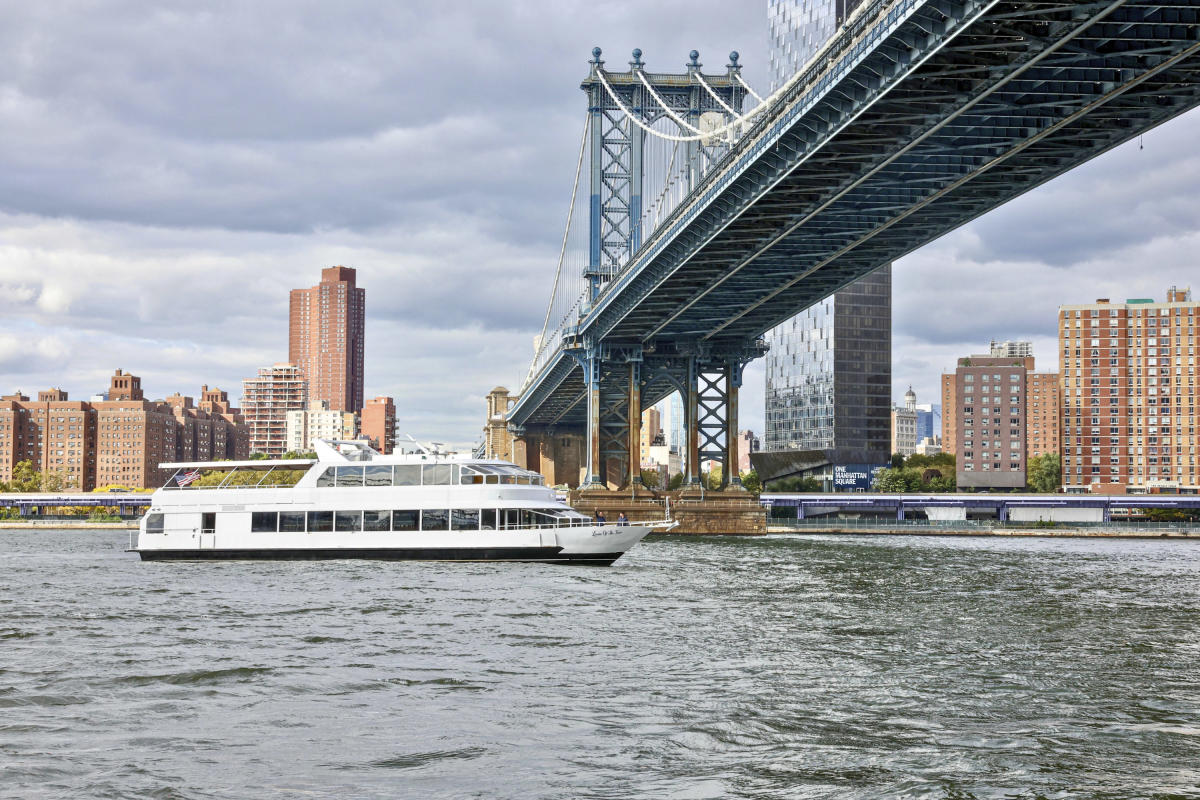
[763,271,891,459]
[914,403,941,442]
[360,396,396,454]
[289,266,366,413]
[764,0,892,466]
[242,364,307,457]
[768,0,865,82]
[1059,287,1197,492]
[949,348,1059,491]
[891,387,918,456]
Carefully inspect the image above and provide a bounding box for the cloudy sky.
[2,2,1198,446]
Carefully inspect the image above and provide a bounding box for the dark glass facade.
[764,1,893,466]
[764,266,891,461]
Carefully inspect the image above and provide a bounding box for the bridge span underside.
[512,0,1200,489]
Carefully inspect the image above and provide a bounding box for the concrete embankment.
[768,525,1200,538]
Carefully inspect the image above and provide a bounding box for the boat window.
[519,509,535,528]
[316,468,336,488]
[485,474,499,484]
[394,465,422,486]
[481,509,496,530]
[364,466,393,487]
[452,509,479,530]
[460,467,484,485]
[423,465,454,486]
[421,509,449,531]
[516,476,530,485]
[251,511,278,532]
[500,475,516,485]
[335,510,362,532]
[392,510,419,531]
[336,466,364,487]
[145,513,164,533]
[363,510,390,531]
[502,509,521,529]
[307,511,333,532]
[279,511,306,532]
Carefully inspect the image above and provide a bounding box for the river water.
[1,530,1198,799]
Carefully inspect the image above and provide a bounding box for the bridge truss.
[514,0,1200,491]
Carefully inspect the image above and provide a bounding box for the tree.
[9,461,42,492]
[766,476,822,492]
[740,470,762,495]
[639,469,660,489]
[667,472,685,490]
[39,470,66,492]
[889,452,905,469]
[703,465,723,490]
[1027,453,1061,493]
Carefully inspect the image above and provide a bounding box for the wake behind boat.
[133,440,669,565]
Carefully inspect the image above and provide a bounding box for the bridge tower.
[572,48,753,490]
[580,47,747,300]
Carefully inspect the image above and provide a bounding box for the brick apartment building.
[943,345,1059,491]
[1060,287,1198,493]
[289,266,366,413]
[360,396,396,454]
[0,370,247,490]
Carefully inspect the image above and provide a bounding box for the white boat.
[133,440,666,565]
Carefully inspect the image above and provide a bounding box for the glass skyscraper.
[763,0,891,462]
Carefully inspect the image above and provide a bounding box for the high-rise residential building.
[891,387,918,456]
[1026,373,1060,460]
[242,364,307,457]
[285,402,359,453]
[737,430,759,474]
[1059,287,1197,493]
[764,1,891,471]
[948,349,1059,491]
[360,396,396,455]
[639,406,662,466]
[289,266,366,413]
[940,374,958,456]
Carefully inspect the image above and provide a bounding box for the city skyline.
[1,3,1198,445]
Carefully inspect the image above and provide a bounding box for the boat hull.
[137,546,627,565]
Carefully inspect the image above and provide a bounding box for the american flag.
[176,469,201,487]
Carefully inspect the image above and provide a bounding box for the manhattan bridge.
[500,0,1200,492]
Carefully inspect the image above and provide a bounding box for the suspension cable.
[636,70,703,133]
[735,72,765,105]
[527,114,590,382]
[694,71,746,122]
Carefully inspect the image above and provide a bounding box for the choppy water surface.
[2,531,1198,799]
